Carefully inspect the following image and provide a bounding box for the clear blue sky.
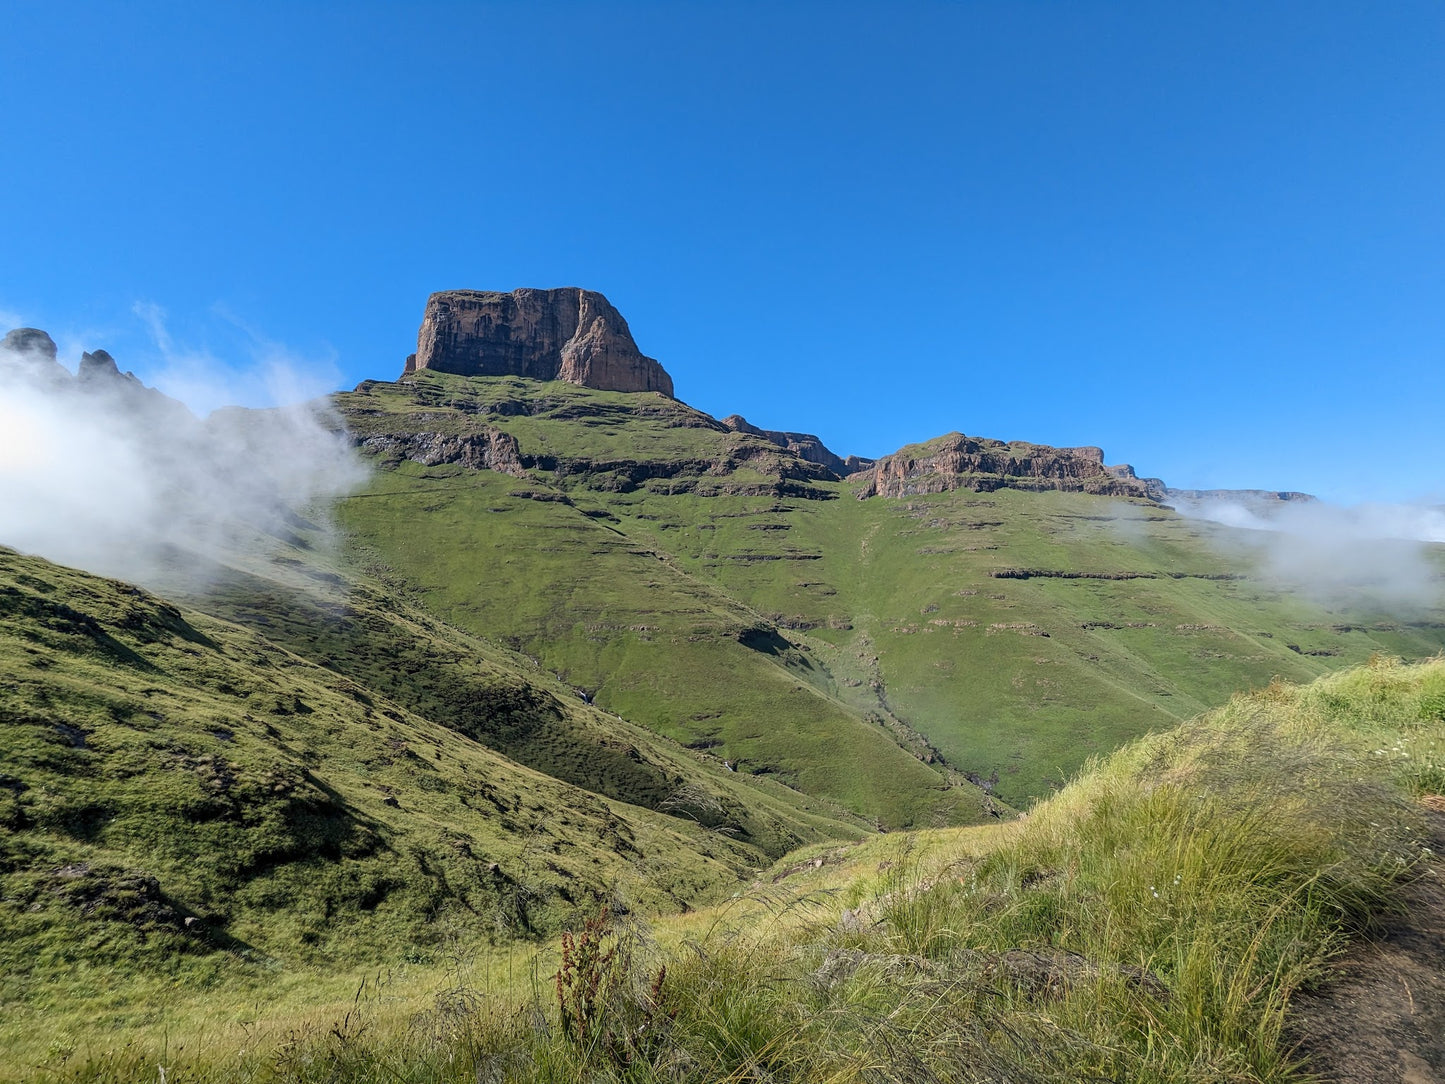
[4,1,1442,502]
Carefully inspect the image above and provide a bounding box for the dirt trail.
[1288,809,1445,1083]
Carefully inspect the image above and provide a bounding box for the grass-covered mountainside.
[20,657,1444,1082]
[334,370,1445,813]
[0,542,874,1051]
[5,303,1445,1080]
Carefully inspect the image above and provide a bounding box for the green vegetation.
[335,372,1445,810]
[6,369,1445,1079]
[19,657,1442,1082]
[0,544,866,1059]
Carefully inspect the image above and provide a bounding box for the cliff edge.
[405,287,674,396]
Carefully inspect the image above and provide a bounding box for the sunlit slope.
[334,372,1445,811]
[338,464,988,829]
[192,565,872,858]
[648,487,1445,804]
[16,657,1441,1082]
[0,545,861,1004]
[336,373,994,829]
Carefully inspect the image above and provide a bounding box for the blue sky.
[3,1,1442,502]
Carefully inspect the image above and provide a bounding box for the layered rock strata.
[855,433,1160,500]
[720,415,873,476]
[406,288,674,396]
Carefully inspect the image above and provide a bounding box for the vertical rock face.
[854,433,1161,499]
[410,288,674,396]
[2,328,59,360]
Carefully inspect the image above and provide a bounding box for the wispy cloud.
[0,314,366,589]
[131,301,343,415]
[1174,496,1445,610]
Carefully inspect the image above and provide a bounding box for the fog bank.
[0,328,366,589]
[1173,495,1445,610]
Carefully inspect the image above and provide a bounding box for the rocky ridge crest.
[720,415,873,477]
[853,433,1164,500]
[366,283,1320,505]
[2,328,191,422]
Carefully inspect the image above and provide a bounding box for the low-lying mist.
[1172,495,1445,611]
[0,327,367,591]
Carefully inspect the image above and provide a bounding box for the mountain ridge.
[2,298,1444,1069]
[5,298,1314,506]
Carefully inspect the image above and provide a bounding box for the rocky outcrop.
[359,427,527,476]
[78,349,127,383]
[855,433,1159,500]
[3,329,191,422]
[720,415,873,477]
[79,349,192,423]
[356,423,837,499]
[408,288,674,396]
[1,328,69,382]
[2,327,59,360]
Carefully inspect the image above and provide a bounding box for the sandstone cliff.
[719,415,874,477]
[407,288,674,396]
[854,433,1159,500]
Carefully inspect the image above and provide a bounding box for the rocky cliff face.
[719,415,873,477]
[340,379,842,501]
[854,433,1160,500]
[408,288,675,396]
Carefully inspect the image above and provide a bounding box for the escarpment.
[406,287,675,396]
[363,289,1318,508]
[855,433,1162,500]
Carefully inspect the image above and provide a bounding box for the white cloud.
[1174,496,1445,610]
[0,318,367,589]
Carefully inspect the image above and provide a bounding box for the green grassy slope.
[333,372,1445,810]
[335,372,998,828]
[0,543,871,1042]
[191,565,871,859]
[23,657,1442,1083]
[664,486,1445,804]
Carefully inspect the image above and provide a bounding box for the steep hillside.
[18,657,1442,1082]
[0,543,873,1033]
[334,369,1445,808]
[336,372,998,828]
